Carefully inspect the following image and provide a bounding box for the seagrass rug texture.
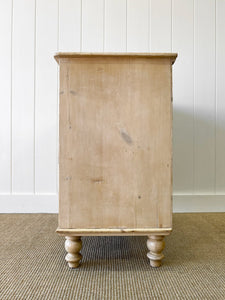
[0,213,224,300]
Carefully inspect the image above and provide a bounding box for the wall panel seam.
[56,0,59,194]
[193,0,196,194]
[10,0,14,194]
[215,0,217,195]
[171,0,172,52]
[34,0,36,193]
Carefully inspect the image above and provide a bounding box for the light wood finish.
[55,52,177,268]
[147,235,165,267]
[54,52,177,63]
[56,228,172,236]
[65,236,82,268]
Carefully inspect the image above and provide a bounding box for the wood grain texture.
[56,228,172,236]
[147,235,165,267]
[55,52,177,61]
[57,54,176,232]
[65,236,82,268]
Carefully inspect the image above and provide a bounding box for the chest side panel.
[59,57,172,229]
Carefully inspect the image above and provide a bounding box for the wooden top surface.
[54,52,177,64]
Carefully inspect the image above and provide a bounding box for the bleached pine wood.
[57,228,172,236]
[147,235,165,267]
[56,53,176,267]
[65,236,82,268]
[54,52,177,61]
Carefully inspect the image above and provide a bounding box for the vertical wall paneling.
[172,0,194,193]
[0,0,12,192]
[35,0,58,193]
[216,0,225,193]
[58,0,81,51]
[127,0,149,52]
[1,0,225,212]
[12,0,35,193]
[82,0,104,52]
[104,0,126,52]
[150,0,172,52]
[194,0,216,193]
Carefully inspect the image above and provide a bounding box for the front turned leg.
[147,235,165,268]
[65,236,82,268]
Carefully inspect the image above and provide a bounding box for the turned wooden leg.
[147,235,165,268]
[65,236,82,268]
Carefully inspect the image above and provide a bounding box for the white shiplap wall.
[0,0,225,213]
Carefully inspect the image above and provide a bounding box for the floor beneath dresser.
[0,213,224,300]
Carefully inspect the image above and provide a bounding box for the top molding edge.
[54,52,178,64]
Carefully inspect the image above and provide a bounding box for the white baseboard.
[173,194,225,212]
[0,194,225,213]
[0,194,58,213]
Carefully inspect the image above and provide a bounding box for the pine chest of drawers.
[55,53,177,268]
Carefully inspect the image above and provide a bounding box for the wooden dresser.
[55,53,177,268]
